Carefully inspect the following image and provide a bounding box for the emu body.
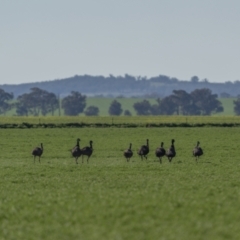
[32,143,43,163]
[137,139,149,160]
[71,138,81,164]
[166,139,176,162]
[124,143,133,162]
[155,142,166,164]
[193,141,203,162]
[81,140,93,163]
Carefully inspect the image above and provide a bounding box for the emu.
[81,140,93,163]
[193,141,203,162]
[137,139,149,160]
[32,143,43,163]
[166,139,176,162]
[155,142,166,164]
[71,138,81,164]
[123,143,133,162]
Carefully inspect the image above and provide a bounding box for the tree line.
[0,87,99,116]
[2,74,240,99]
[1,87,240,116]
[132,89,224,116]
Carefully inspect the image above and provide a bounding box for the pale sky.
[1,0,240,84]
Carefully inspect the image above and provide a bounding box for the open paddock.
[0,115,240,127]
[1,127,240,239]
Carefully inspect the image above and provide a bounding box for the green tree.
[62,91,86,116]
[190,76,199,83]
[190,88,223,115]
[0,89,14,115]
[124,110,132,116]
[108,100,123,116]
[150,98,161,115]
[16,88,58,116]
[133,99,152,115]
[233,96,240,115]
[16,93,33,116]
[45,92,59,116]
[158,96,178,115]
[172,90,199,115]
[27,87,46,116]
[84,106,99,116]
[16,103,28,116]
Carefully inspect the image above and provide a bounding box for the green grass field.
[1,126,240,239]
[214,98,235,116]
[1,115,240,126]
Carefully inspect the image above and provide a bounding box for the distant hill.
[1,74,239,98]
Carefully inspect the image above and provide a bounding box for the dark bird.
[81,140,93,163]
[166,139,176,162]
[123,143,133,162]
[32,143,43,163]
[155,142,166,164]
[71,138,81,164]
[193,141,203,162]
[137,139,149,160]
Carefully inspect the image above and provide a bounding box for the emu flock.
[124,139,203,163]
[32,139,93,164]
[32,138,203,164]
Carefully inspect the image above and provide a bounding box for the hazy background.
[1,0,240,84]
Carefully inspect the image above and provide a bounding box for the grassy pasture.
[215,98,235,116]
[1,127,240,239]
[0,115,240,126]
